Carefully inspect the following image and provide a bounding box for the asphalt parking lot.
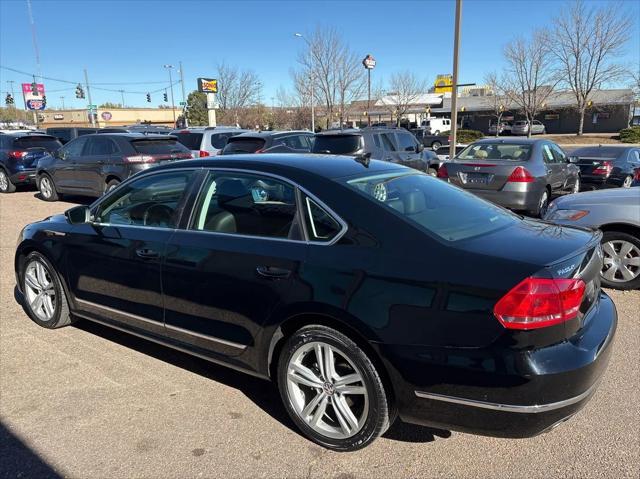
[1,189,639,479]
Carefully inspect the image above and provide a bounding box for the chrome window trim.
[414,381,599,414]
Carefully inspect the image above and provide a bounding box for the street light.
[294,32,315,132]
[163,64,176,125]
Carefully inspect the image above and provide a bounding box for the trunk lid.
[447,158,528,190]
[575,156,616,175]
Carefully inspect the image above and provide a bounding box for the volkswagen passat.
[15,155,616,451]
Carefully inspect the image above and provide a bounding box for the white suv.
[170,126,248,157]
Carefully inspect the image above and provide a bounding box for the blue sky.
[1,0,638,109]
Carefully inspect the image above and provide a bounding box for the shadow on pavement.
[0,421,61,478]
[72,319,450,445]
[32,191,95,206]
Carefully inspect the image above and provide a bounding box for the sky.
[1,0,638,110]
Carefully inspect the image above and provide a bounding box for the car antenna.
[354,152,371,167]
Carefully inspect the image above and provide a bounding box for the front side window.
[191,172,300,240]
[303,196,342,242]
[344,172,517,242]
[396,133,417,152]
[549,143,566,162]
[60,137,88,157]
[84,137,117,156]
[93,171,193,228]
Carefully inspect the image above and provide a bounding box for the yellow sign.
[434,74,453,93]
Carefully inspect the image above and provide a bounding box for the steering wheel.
[143,204,174,227]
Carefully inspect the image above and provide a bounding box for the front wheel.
[572,176,580,194]
[622,175,633,188]
[277,325,393,451]
[38,174,58,201]
[431,141,442,150]
[601,231,640,290]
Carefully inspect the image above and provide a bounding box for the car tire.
[0,169,16,193]
[427,168,438,177]
[600,231,640,290]
[434,130,440,136]
[20,251,74,329]
[531,187,550,218]
[105,179,120,194]
[572,175,581,194]
[38,174,59,202]
[622,175,633,188]
[277,325,393,452]
[431,141,442,150]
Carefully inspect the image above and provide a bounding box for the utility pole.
[60,96,65,109]
[164,64,176,125]
[84,68,96,127]
[179,61,187,127]
[119,89,125,108]
[449,0,462,160]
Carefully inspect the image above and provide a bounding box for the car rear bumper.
[463,186,542,211]
[376,291,616,438]
[9,169,37,185]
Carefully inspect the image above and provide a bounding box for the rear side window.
[131,139,189,155]
[223,138,266,154]
[312,135,361,154]
[84,137,119,156]
[173,132,203,150]
[303,196,342,242]
[14,136,62,152]
[380,133,396,151]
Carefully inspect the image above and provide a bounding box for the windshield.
[456,143,532,161]
[312,135,361,154]
[344,172,517,242]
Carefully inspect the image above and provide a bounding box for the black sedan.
[15,155,616,451]
[439,139,580,217]
[572,146,640,189]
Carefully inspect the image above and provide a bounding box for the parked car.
[511,120,546,136]
[438,139,580,217]
[312,127,439,174]
[420,117,451,135]
[488,121,512,136]
[435,144,468,162]
[15,154,616,451]
[632,167,640,187]
[571,146,640,189]
[221,131,314,155]
[46,127,99,145]
[170,127,248,157]
[0,132,63,193]
[35,133,191,200]
[545,188,640,290]
[410,128,450,149]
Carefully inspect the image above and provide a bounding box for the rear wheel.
[38,174,58,201]
[105,179,120,194]
[600,231,640,290]
[431,141,442,150]
[427,168,438,177]
[531,188,550,218]
[0,169,16,193]
[622,175,633,188]
[277,325,392,451]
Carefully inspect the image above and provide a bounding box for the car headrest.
[475,150,488,159]
[403,190,426,215]
[512,149,525,159]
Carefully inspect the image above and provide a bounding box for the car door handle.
[256,266,291,279]
[136,248,159,259]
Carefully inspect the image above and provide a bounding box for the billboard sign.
[22,83,46,110]
[362,54,376,69]
[198,78,218,93]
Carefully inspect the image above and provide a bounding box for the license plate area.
[460,172,491,185]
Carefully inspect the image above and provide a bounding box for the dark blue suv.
[0,132,62,193]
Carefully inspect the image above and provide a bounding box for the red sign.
[22,83,46,110]
[101,111,112,120]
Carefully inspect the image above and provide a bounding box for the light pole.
[362,55,376,126]
[178,61,187,127]
[164,64,176,124]
[294,33,315,132]
[60,96,65,109]
[449,0,462,160]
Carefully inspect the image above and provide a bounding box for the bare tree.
[216,62,263,125]
[503,30,558,137]
[379,71,427,126]
[484,72,509,137]
[295,26,364,128]
[551,0,631,135]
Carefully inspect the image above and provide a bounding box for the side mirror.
[65,205,90,224]
[416,143,424,153]
[568,156,579,163]
[55,149,66,160]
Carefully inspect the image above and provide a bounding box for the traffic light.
[75,84,85,99]
[163,92,168,102]
[31,81,38,96]
[146,93,151,102]
[42,95,47,106]
[5,93,14,105]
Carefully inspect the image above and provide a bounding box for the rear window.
[344,172,517,242]
[14,136,62,152]
[312,135,361,154]
[514,121,527,126]
[211,132,239,149]
[223,137,266,154]
[173,132,203,150]
[457,143,532,161]
[572,147,625,159]
[47,129,72,143]
[131,139,190,155]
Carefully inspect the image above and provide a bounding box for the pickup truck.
[410,128,450,149]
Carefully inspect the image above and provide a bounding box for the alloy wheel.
[623,176,632,188]
[24,259,56,322]
[539,190,549,217]
[40,176,53,199]
[0,171,8,191]
[602,240,640,283]
[286,341,369,440]
[573,177,580,194]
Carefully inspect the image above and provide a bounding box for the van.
[420,118,451,135]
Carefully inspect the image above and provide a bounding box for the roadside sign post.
[198,78,218,127]
[362,55,376,126]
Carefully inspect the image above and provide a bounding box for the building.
[37,107,181,129]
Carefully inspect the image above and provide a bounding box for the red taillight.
[8,150,28,160]
[199,150,210,157]
[507,166,535,183]
[494,277,585,330]
[633,169,640,181]
[437,164,448,178]
[592,161,612,176]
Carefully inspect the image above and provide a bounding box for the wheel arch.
[599,223,640,238]
[15,243,72,303]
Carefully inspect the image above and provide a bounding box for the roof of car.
[472,138,544,145]
[151,154,406,179]
[315,129,362,136]
[229,130,313,139]
[87,133,174,140]
[2,131,49,137]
